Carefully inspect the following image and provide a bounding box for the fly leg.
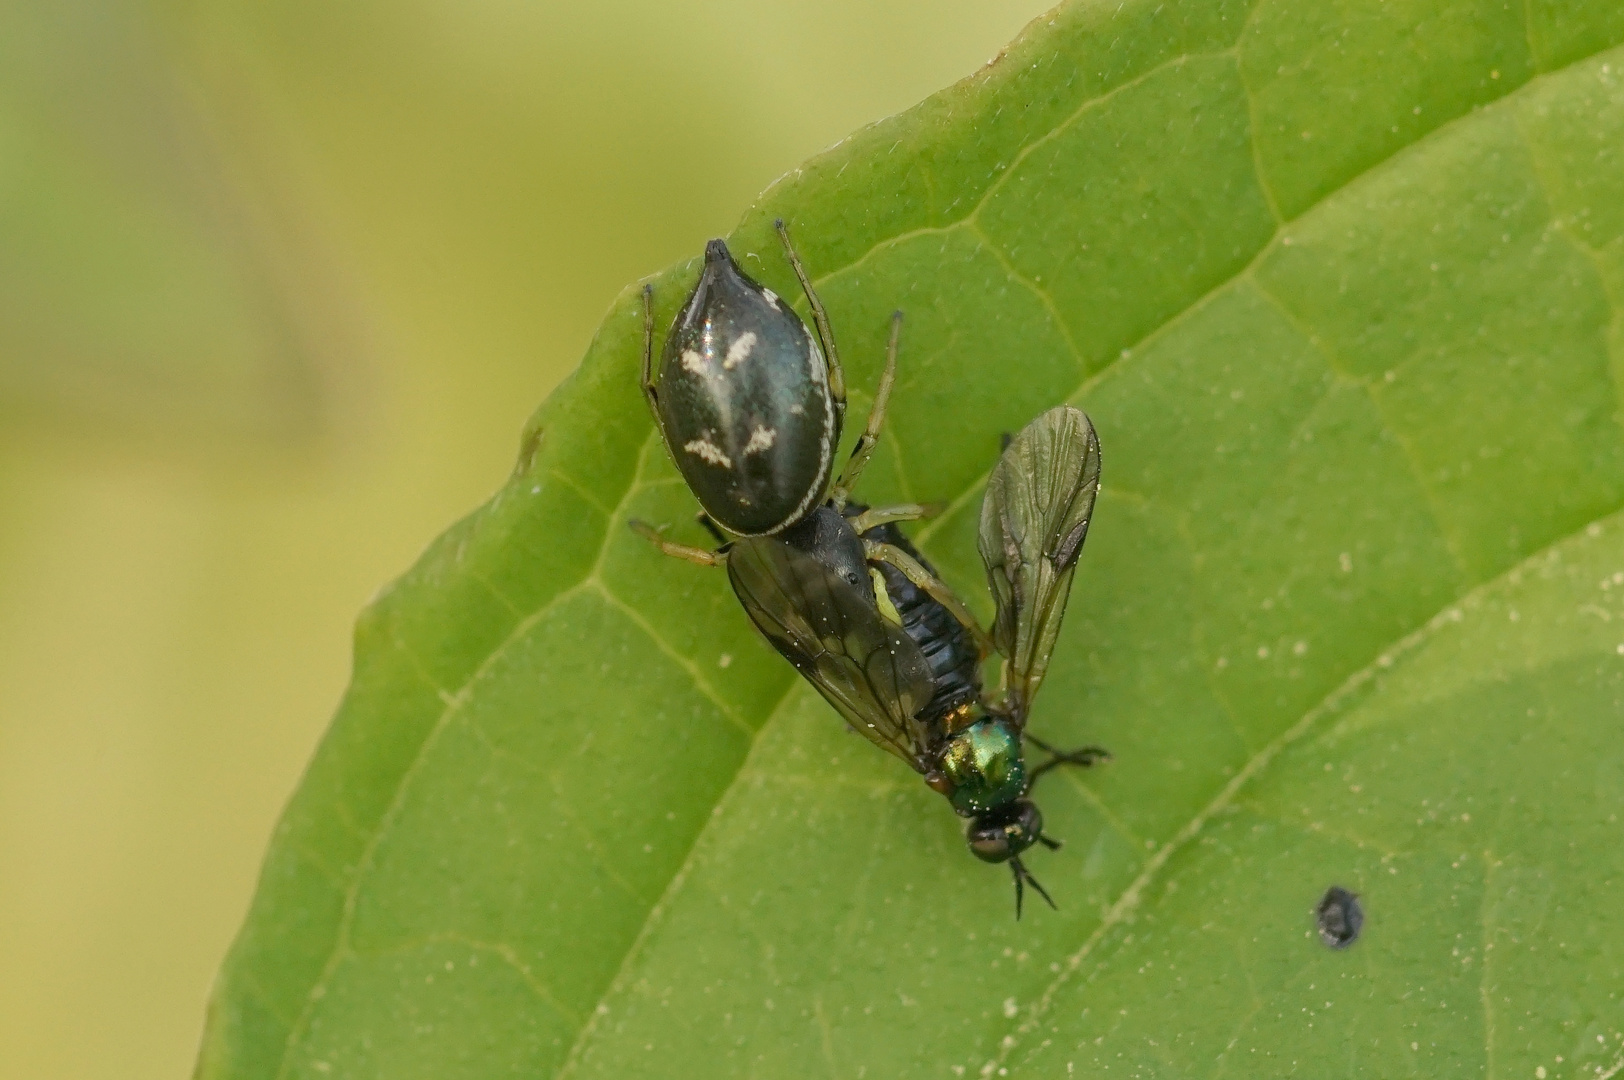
[829,310,902,509]
[1025,733,1111,786]
[862,539,994,657]
[775,219,846,430]
[1023,736,1109,855]
[1009,856,1056,920]
[629,520,728,567]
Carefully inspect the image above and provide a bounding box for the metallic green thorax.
[940,719,1027,814]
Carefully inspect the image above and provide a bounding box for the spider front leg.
[629,519,728,567]
[829,310,902,510]
[776,218,846,426]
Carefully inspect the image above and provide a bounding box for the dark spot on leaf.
[1315,885,1362,949]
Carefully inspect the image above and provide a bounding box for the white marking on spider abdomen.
[681,349,707,375]
[761,288,780,310]
[683,438,732,468]
[805,330,826,378]
[743,425,777,455]
[768,331,835,534]
[723,331,757,370]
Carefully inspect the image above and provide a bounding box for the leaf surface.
[199,2,1624,1076]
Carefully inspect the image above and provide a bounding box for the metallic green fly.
[637,406,1107,916]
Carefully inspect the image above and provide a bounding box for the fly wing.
[977,406,1101,720]
[727,535,936,771]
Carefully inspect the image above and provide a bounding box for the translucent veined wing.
[977,406,1101,720]
[727,534,936,771]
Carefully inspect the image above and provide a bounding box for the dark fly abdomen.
[859,520,981,730]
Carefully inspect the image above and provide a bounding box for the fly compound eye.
[967,818,1014,863]
[966,800,1045,863]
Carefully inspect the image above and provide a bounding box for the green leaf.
[198,2,1624,1076]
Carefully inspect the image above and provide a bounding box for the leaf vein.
[552,679,814,1079]
[1237,58,1287,226]
[1234,274,1481,583]
[968,219,1088,373]
[591,579,754,737]
[1521,0,1541,72]
[268,577,598,1080]
[1053,768,1146,854]
[456,720,649,901]
[1169,503,1258,758]
[355,931,584,1026]
[806,52,1202,293]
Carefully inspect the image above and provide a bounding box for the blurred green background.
[0,2,1054,1077]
